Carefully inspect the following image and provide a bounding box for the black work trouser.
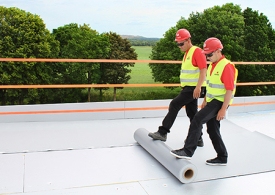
[183,99,228,160]
[158,86,204,136]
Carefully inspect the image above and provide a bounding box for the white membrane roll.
[134,128,197,183]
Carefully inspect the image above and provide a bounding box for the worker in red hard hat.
[201,37,223,55]
[171,37,238,166]
[148,29,207,147]
[174,29,191,41]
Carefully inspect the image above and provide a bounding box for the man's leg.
[171,100,223,158]
[149,87,195,141]
[185,99,204,146]
[184,99,204,147]
[206,117,228,165]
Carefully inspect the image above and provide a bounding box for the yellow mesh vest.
[206,58,238,105]
[180,46,206,87]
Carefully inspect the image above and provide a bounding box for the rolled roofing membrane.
[134,128,197,183]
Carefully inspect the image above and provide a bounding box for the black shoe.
[148,132,167,141]
[170,148,192,159]
[206,157,227,166]
[184,137,204,147]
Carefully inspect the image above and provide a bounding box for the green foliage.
[122,36,160,46]
[88,87,181,102]
[150,3,245,86]
[129,39,158,46]
[0,6,59,105]
[149,3,275,96]
[236,7,275,96]
[52,23,110,102]
[85,46,181,102]
[1,3,274,105]
[99,32,138,101]
[149,27,182,84]
[183,3,245,61]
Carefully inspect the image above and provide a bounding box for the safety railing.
[0,58,274,115]
[0,58,275,89]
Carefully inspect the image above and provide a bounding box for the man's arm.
[216,90,233,121]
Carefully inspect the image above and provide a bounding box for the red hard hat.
[175,29,191,41]
[202,37,223,54]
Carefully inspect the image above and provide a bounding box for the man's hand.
[217,108,226,121]
[216,90,233,121]
[193,86,201,99]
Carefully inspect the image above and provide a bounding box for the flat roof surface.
[1,109,275,195]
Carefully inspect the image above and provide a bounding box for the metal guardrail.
[0,58,274,89]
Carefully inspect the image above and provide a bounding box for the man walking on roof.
[148,29,207,146]
[170,37,238,166]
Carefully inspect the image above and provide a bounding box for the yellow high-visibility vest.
[206,58,238,105]
[180,46,206,87]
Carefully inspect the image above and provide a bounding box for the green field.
[129,46,156,84]
[90,46,181,101]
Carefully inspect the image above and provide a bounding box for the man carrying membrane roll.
[170,37,238,166]
[148,29,207,146]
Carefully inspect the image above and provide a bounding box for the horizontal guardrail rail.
[0,82,275,89]
[1,58,275,64]
[0,58,274,88]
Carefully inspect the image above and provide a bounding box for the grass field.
[90,46,181,101]
[128,46,155,84]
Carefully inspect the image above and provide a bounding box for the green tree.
[149,27,182,84]
[182,3,245,61]
[150,3,275,96]
[99,32,137,101]
[150,3,245,85]
[236,7,275,96]
[0,6,59,105]
[52,23,110,102]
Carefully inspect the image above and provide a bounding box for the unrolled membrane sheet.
[134,128,197,183]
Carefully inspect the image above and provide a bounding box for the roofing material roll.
[134,128,197,183]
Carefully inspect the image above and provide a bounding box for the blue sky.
[2,0,275,38]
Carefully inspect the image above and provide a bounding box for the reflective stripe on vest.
[206,58,237,105]
[180,46,206,87]
[207,93,234,99]
[208,83,237,89]
[180,78,200,82]
[181,69,201,74]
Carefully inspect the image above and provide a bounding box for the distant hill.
[121,35,160,41]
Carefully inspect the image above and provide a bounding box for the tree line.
[0,7,137,105]
[122,36,160,46]
[1,4,274,105]
[149,3,275,96]
[129,39,157,46]
[128,40,159,46]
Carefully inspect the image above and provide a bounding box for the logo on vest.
[214,71,219,76]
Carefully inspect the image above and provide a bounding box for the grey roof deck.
[0,96,275,195]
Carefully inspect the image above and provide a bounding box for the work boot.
[206,157,227,166]
[148,132,167,141]
[170,148,192,160]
